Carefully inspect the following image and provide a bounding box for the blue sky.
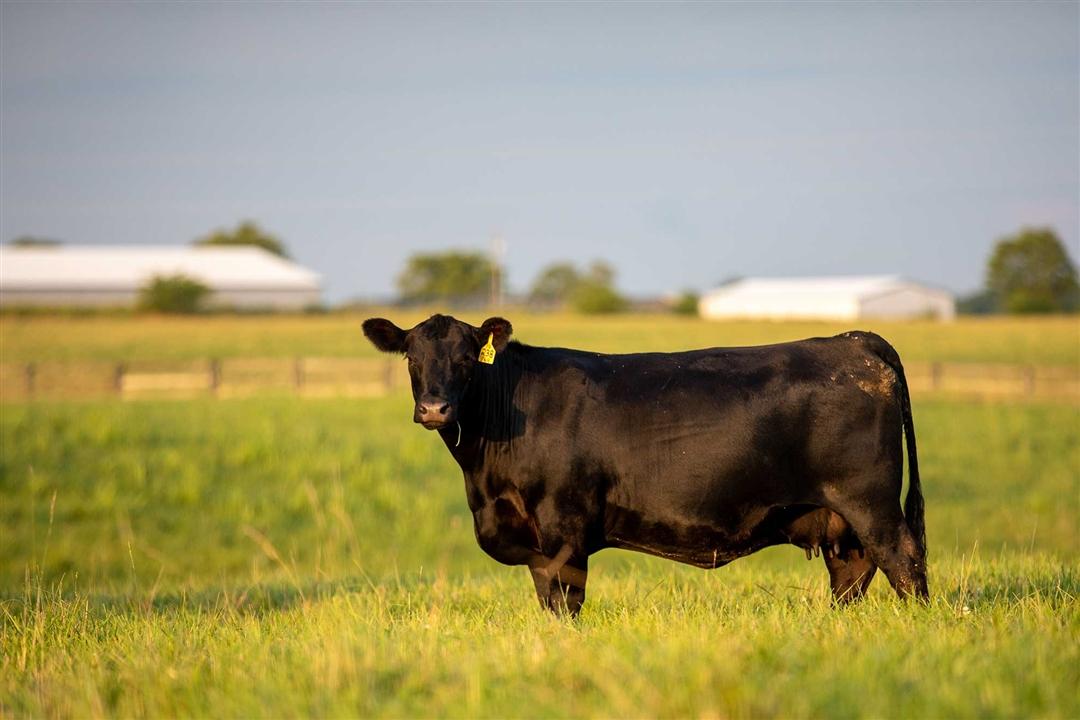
[2,2,1077,302]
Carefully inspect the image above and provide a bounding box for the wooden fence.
[0,357,407,402]
[0,358,1077,403]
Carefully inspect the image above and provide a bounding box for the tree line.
[394,227,1078,316]
[7,222,1078,315]
[397,253,636,314]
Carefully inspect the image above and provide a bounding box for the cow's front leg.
[529,548,588,617]
[472,495,589,616]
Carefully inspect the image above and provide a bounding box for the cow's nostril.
[417,401,451,418]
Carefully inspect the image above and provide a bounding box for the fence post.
[209,358,221,396]
[24,362,35,398]
[930,362,942,392]
[1023,365,1035,397]
[293,357,305,393]
[114,362,126,396]
[384,358,394,393]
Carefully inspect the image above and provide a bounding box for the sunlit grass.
[1,396,1076,592]
[1,311,1077,717]
[1,311,1078,366]
[2,554,1076,718]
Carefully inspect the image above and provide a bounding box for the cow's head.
[362,314,513,429]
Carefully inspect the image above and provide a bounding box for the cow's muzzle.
[415,397,455,429]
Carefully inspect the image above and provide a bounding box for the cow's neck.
[438,344,534,471]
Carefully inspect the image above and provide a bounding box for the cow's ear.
[362,318,407,354]
[478,316,513,352]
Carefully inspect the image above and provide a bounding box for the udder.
[778,506,862,560]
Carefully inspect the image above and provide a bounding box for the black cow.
[363,314,928,615]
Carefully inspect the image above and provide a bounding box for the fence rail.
[1,358,1077,403]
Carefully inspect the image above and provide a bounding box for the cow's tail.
[859,333,927,560]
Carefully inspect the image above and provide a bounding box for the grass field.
[2,314,1078,717]
[2,311,1079,366]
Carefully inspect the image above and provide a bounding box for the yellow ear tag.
[478,333,496,364]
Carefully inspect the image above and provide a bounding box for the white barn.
[0,245,322,310]
[698,276,955,321]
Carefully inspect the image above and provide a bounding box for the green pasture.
[2,395,1078,718]
[2,311,1079,366]
[2,397,1077,588]
[1,313,1078,717]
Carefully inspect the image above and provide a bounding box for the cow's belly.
[596,403,851,566]
[602,501,777,567]
[602,500,857,568]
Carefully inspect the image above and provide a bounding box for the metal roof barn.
[0,245,322,310]
[698,276,955,321]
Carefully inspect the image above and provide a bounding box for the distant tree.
[986,227,1078,313]
[397,251,495,305]
[671,290,700,316]
[138,274,210,314]
[196,221,289,258]
[9,236,61,247]
[956,289,997,315]
[527,259,627,314]
[584,260,616,288]
[569,260,627,315]
[529,262,581,305]
[570,282,627,314]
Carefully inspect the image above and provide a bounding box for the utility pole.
[490,234,505,308]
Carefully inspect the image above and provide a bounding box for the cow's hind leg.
[823,547,877,603]
[530,553,587,617]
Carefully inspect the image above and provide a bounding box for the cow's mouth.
[421,419,450,430]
